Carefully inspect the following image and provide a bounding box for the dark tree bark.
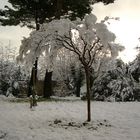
[28,67,37,106]
[43,70,53,98]
[28,57,38,97]
[75,69,83,97]
[28,68,33,97]
[85,67,91,122]
[75,80,81,97]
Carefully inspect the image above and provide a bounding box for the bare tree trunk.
[85,67,91,122]
[28,69,33,97]
[29,67,37,107]
[28,57,38,97]
[34,57,38,83]
[75,68,83,97]
[32,67,37,106]
[44,70,53,98]
[75,80,81,97]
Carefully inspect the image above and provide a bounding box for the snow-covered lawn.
[0,97,140,140]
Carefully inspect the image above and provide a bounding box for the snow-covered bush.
[129,53,140,101]
[0,43,28,96]
[92,59,134,101]
[0,60,28,96]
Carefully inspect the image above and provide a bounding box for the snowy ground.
[0,96,140,140]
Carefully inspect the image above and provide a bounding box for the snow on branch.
[17,14,123,72]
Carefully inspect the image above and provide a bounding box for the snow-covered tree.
[17,18,75,98]
[55,14,123,121]
[18,14,123,121]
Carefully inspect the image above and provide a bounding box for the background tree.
[0,0,115,27]
[53,14,121,121]
[17,14,121,121]
[0,0,116,98]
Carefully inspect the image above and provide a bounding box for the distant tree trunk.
[71,65,82,97]
[85,67,91,122]
[34,57,38,83]
[28,69,33,97]
[75,70,83,97]
[28,67,37,107]
[75,80,81,97]
[56,0,63,19]
[43,70,53,98]
[28,57,38,97]
[89,70,94,89]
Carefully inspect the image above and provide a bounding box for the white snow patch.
[0,98,140,140]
